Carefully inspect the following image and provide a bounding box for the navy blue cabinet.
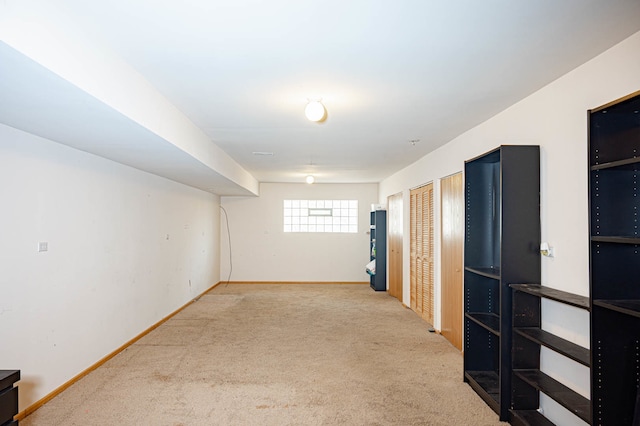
[589,90,640,426]
[463,146,540,421]
[370,210,387,291]
[0,370,19,426]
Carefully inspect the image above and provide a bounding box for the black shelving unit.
[510,284,591,425]
[370,210,387,291]
[463,145,541,421]
[589,90,640,426]
[0,370,19,426]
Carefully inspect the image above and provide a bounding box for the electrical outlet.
[540,242,554,257]
[38,242,48,252]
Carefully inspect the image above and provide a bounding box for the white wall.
[380,30,640,426]
[220,183,378,282]
[0,124,221,411]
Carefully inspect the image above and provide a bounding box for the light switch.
[38,242,48,252]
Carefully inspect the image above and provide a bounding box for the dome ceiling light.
[305,100,327,122]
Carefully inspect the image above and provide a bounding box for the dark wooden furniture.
[463,145,540,421]
[589,90,640,425]
[370,209,387,291]
[0,370,19,426]
[510,284,591,425]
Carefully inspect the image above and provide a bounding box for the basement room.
[1,1,640,425]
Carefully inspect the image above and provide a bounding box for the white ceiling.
[1,1,640,193]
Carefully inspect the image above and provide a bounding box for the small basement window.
[284,200,358,233]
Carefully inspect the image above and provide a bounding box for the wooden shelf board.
[465,370,500,415]
[466,312,500,335]
[465,266,500,280]
[591,156,640,171]
[514,369,591,424]
[510,284,589,310]
[593,299,640,318]
[591,236,640,245]
[510,409,555,426]
[514,327,590,367]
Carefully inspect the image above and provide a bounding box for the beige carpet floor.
[21,284,505,425]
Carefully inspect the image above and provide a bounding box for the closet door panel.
[441,172,463,350]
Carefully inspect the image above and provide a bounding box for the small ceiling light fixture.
[305,99,327,122]
[306,175,315,184]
